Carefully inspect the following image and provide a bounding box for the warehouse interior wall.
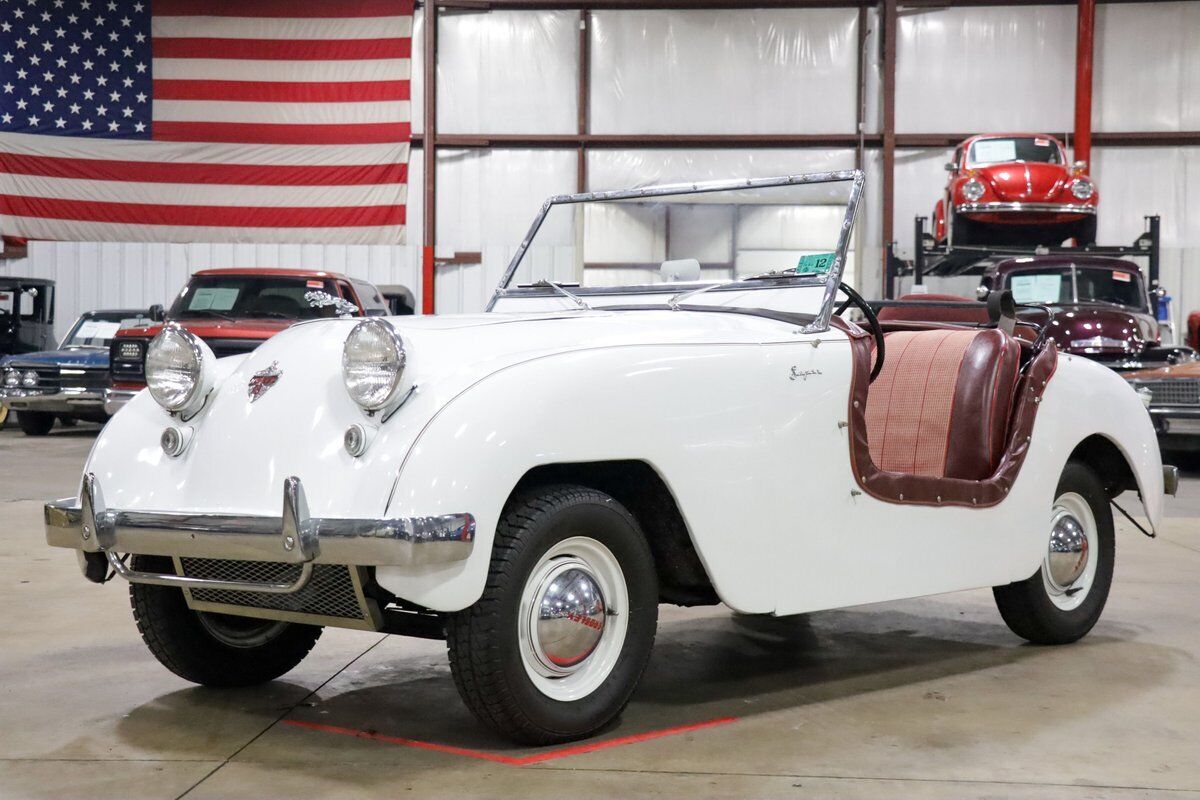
[2,2,1198,339]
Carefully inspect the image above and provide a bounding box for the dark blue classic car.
[1,309,153,436]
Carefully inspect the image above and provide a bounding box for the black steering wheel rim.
[835,282,885,382]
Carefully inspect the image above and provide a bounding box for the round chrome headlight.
[4,369,20,388]
[22,370,38,388]
[145,326,214,415]
[1070,178,1094,200]
[343,319,406,412]
[962,178,986,202]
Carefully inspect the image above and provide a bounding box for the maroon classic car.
[976,255,1192,371]
[933,134,1097,247]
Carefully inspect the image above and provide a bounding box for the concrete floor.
[2,423,1199,799]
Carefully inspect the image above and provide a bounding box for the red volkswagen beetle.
[933,134,1097,247]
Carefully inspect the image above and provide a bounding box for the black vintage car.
[0,277,55,357]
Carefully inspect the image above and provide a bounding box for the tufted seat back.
[865,328,1022,481]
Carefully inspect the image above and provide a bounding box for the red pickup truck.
[105,268,388,414]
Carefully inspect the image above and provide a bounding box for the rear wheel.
[993,462,1114,644]
[18,411,55,436]
[446,485,658,745]
[128,555,323,687]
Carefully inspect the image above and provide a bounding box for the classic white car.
[45,171,1174,745]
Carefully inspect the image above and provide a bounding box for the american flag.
[0,0,412,244]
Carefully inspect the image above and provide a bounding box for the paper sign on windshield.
[973,139,1017,163]
[189,287,239,311]
[796,253,836,275]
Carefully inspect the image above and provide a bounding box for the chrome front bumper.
[45,474,476,594]
[955,202,1096,215]
[1,387,105,414]
[103,387,139,415]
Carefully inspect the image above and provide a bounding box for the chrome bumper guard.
[1163,465,1179,497]
[45,474,475,594]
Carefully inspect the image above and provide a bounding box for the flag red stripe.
[153,79,410,102]
[153,121,411,145]
[152,37,412,61]
[0,152,407,186]
[152,0,412,18]
[0,195,406,228]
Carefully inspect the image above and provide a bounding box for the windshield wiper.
[532,279,591,311]
[247,311,297,320]
[179,309,236,322]
[668,269,800,311]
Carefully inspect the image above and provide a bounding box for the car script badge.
[248,362,282,402]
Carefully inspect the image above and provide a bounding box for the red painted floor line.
[284,716,739,766]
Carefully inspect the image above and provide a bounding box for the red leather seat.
[865,328,1022,481]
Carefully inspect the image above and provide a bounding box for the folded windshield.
[488,170,864,333]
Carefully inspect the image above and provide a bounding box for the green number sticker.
[796,253,836,275]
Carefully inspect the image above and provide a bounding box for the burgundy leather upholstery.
[877,293,991,325]
[865,328,1022,481]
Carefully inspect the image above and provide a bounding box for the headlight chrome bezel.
[961,178,986,202]
[1070,178,1095,201]
[145,325,215,417]
[342,318,407,414]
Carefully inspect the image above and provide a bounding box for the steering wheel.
[834,281,885,382]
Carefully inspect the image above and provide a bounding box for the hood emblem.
[248,362,282,402]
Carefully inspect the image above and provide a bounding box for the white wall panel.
[1095,2,1200,133]
[896,5,1075,134]
[591,9,860,134]
[439,11,578,134]
[436,148,576,252]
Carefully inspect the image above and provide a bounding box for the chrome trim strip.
[955,202,1097,215]
[1147,407,1200,420]
[45,474,477,594]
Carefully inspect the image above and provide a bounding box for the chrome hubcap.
[1047,512,1089,589]
[1042,492,1099,612]
[531,561,606,674]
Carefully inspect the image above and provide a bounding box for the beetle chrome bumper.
[45,474,476,594]
[955,202,1096,215]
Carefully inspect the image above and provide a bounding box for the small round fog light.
[344,423,369,457]
[160,425,192,457]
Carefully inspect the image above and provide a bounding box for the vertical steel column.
[879,0,897,299]
[421,1,438,315]
[913,216,926,287]
[1073,0,1095,168]
[1147,215,1161,316]
[577,10,591,193]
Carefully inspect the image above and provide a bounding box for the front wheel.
[446,485,658,745]
[129,555,323,687]
[18,411,55,436]
[993,462,1115,644]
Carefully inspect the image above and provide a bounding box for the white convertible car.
[45,171,1173,744]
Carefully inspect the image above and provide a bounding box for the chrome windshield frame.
[485,169,865,334]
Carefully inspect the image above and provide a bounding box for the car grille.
[1138,380,1200,407]
[13,366,106,392]
[180,558,374,626]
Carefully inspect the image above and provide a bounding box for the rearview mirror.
[944,162,956,172]
[148,304,164,322]
[975,285,990,301]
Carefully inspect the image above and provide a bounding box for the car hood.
[1039,305,1156,354]
[117,318,297,341]
[2,347,108,369]
[976,162,1069,202]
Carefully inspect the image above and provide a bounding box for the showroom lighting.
[145,325,215,417]
[343,318,407,413]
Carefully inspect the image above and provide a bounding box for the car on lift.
[1,309,155,436]
[933,134,1097,247]
[105,269,389,415]
[974,255,1193,371]
[45,171,1171,745]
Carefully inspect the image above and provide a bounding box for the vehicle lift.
[885,215,1162,314]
